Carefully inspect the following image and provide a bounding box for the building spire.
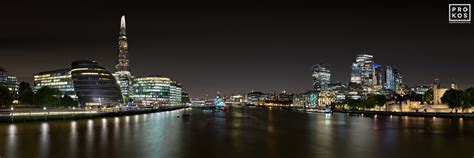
[116,15,129,72]
[120,15,126,36]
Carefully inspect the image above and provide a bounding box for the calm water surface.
[0,108,473,158]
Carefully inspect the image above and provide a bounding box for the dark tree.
[424,89,434,104]
[34,86,62,107]
[441,89,464,110]
[60,95,77,107]
[0,85,13,106]
[19,89,34,105]
[363,97,377,109]
[403,91,423,102]
[18,81,32,94]
[372,95,387,107]
[462,87,474,111]
[181,97,190,103]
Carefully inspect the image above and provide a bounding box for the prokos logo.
[449,4,471,23]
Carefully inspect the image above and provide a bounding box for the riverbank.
[334,109,474,118]
[0,106,189,123]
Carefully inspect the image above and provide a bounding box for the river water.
[0,107,473,158]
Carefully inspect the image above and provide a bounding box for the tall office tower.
[350,54,375,95]
[311,64,331,92]
[374,64,384,86]
[384,66,395,90]
[114,15,133,102]
[393,69,405,94]
[116,15,129,72]
[350,63,361,84]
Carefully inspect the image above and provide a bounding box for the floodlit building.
[293,91,318,107]
[131,76,182,106]
[412,85,430,95]
[432,81,448,105]
[0,67,19,96]
[450,82,458,90]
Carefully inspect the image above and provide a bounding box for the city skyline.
[1,1,473,97]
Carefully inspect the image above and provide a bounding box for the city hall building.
[34,60,123,107]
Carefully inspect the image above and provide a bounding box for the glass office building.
[34,69,76,98]
[70,60,123,107]
[131,76,182,106]
[350,54,375,95]
[34,61,123,107]
[113,71,133,101]
[0,67,19,96]
[311,64,331,92]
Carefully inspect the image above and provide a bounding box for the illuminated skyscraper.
[113,15,133,101]
[311,64,331,92]
[350,54,375,95]
[116,15,129,72]
[384,66,395,90]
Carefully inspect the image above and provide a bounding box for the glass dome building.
[70,60,123,107]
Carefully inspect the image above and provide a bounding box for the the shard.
[116,15,129,72]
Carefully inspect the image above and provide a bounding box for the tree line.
[0,82,77,107]
[440,88,474,112]
[343,87,474,112]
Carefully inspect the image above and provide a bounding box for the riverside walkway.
[0,106,188,123]
[334,109,474,118]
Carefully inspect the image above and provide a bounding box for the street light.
[10,107,14,123]
[43,107,47,120]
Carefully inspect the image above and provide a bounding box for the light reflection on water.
[0,108,473,158]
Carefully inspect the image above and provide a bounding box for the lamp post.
[43,107,47,120]
[10,107,14,123]
[72,107,75,119]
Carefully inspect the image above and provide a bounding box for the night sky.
[0,0,473,97]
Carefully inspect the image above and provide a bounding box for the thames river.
[0,107,473,158]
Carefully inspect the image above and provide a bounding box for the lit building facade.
[350,54,375,95]
[411,85,430,95]
[433,83,448,105]
[34,69,76,98]
[328,82,347,103]
[0,67,19,96]
[384,66,395,90]
[34,61,123,107]
[311,64,331,92]
[113,71,133,101]
[114,15,133,101]
[70,60,123,107]
[131,76,182,106]
[293,91,317,107]
[245,91,264,105]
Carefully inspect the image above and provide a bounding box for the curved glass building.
[70,60,123,107]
